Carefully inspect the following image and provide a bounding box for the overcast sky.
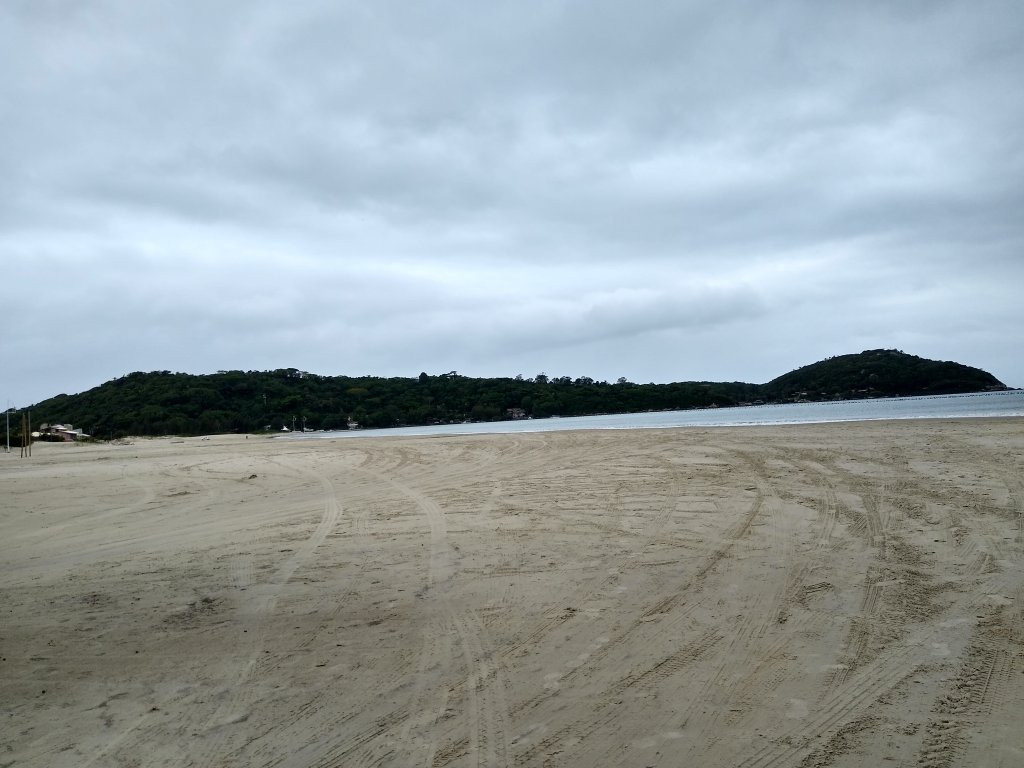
[3,1,1022,406]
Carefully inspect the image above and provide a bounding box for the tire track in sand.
[677,448,803,759]
[79,457,268,768]
[733,635,928,768]
[513,490,767,765]
[187,454,342,768]
[220,454,406,768]
[297,442,526,768]
[915,606,1015,768]
[731,560,1018,768]
[348,468,512,768]
[804,455,909,692]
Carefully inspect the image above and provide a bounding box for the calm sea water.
[289,390,1024,440]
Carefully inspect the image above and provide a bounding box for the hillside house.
[37,423,90,441]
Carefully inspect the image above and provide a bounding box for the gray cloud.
[2,1,1023,406]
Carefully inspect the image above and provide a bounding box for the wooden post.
[19,411,32,457]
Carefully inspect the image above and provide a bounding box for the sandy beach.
[2,419,1022,767]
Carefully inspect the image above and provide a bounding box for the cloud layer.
[3,1,1022,404]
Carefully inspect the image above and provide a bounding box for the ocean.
[288,389,1024,440]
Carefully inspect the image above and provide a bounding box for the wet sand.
[2,419,1023,767]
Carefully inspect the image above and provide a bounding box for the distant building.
[37,423,90,441]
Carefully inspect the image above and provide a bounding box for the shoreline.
[6,411,1022,452]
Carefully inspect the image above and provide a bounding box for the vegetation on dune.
[23,350,1004,439]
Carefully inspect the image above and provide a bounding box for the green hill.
[760,349,1003,402]
[19,350,1005,439]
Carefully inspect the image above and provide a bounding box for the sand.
[2,419,1023,767]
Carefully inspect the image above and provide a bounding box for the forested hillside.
[22,350,1004,439]
[760,349,1002,401]
[30,369,757,438]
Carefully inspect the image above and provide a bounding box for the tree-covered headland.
[25,350,1005,439]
